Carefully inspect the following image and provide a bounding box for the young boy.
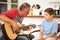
[40,8,58,40]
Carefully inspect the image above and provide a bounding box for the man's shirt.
[0,8,23,23]
[0,8,23,38]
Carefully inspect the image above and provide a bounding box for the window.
[11,0,18,9]
[0,0,18,13]
[0,0,7,2]
[11,4,17,8]
[11,0,17,3]
[0,4,7,13]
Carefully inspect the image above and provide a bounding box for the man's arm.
[22,26,29,30]
[0,15,15,24]
[0,15,19,31]
[22,25,32,30]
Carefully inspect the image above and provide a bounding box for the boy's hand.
[40,38,45,40]
[43,36,49,40]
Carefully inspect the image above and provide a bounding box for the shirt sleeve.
[0,8,18,19]
[52,21,58,33]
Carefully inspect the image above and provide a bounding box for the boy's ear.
[51,15,53,17]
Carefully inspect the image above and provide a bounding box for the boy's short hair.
[19,3,30,10]
[44,8,54,15]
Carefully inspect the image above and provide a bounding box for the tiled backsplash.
[22,17,60,25]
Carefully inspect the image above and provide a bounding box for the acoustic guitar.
[1,22,23,40]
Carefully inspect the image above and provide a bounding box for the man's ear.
[27,7,30,13]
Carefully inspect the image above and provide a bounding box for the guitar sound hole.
[15,27,21,34]
[15,30,20,34]
[11,25,20,34]
[11,25,15,33]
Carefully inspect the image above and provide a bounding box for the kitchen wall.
[22,17,60,25]
[18,0,60,11]
[18,0,60,25]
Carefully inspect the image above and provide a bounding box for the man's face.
[18,7,30,17]
[44,12,52,20]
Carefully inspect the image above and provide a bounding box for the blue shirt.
[41,19,58,37]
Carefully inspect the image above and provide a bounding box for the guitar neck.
[19,26,29,30]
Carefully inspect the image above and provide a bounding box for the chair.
[29,30,40,40]
[56,24,60,40]
[29,24,60,40]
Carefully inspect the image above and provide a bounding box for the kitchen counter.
[26,16,60,18]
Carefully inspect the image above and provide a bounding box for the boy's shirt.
[41,19,58,37]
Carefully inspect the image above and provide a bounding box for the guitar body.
[1,22,23,40]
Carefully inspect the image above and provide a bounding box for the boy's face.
[44,12,53,20]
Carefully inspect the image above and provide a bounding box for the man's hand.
[0,15,19,31]
[11,22,19,31]
[27,25,32,30]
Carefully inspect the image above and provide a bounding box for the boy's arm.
[39,21,44,40]
[39,30,43,39]
[45,32,55,39]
